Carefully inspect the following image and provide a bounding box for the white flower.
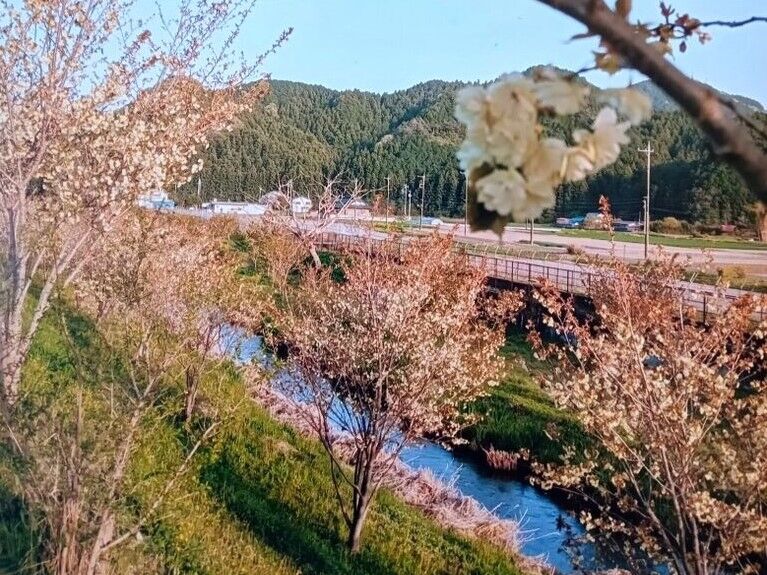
[532,78,589,115]
[523,137,566,188]
[486,114,538,169]
[561,147,594,182]
[486,74,538,118]
[475,167,554,222]
[520,138,567,218]
[455,77,538,170]
[518,183,556,221]
[474,168,526,217]
[573,107,631,170]
[457,140,491,173]
[598,88,652,125]
[481,76,539,168]
[454,85,487,127]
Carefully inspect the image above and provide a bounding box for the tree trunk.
[757,206,767,242]
[308,244,323,269]
[184,365,199,422]
[0,343,23,407]
[347,491,371,553]
[347,447,376,553]
[54,498,84,575]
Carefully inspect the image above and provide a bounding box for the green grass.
[683,271,767,294]
[462,333,590,465]
[558,229,767,250]
[1,303,525,575]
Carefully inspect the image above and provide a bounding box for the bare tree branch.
[700,16,767,28]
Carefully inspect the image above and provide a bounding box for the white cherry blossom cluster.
[455,70,651,223]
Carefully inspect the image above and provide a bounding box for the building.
[291,196,312,214]
[137,190,175,210]
[259,191,290,211]
[336,198,371,219]
[202,199,267,216]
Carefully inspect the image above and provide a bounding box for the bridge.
[318,232,766,323]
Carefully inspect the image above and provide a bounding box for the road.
[172,206,766,277]
[437,223,767,278]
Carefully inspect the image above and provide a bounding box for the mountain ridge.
[178,74,760,227]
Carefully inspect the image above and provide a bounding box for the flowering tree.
[459,1,767,233]
[455,69,651,232]
[77,212,262,419]
[531,255,767,574]
[537,0,767,209]
[0,0,287,407]
[12,211,253,574]
[274,235,514,552]
[265,175,369,268]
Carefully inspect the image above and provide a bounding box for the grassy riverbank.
[0,305,525,575]
[462,333,590,466]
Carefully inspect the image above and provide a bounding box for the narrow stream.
[400,441,590,573]
[229,330,623,574]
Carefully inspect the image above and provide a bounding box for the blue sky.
[226,0,767,103]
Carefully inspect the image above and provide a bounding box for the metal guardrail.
[317,233,766,323]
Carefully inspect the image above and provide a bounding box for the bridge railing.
[316,233,765,322]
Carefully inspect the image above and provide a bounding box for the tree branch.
[538,0,767,204]
[700,16,767,28]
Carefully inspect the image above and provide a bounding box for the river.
[230,330,627,574]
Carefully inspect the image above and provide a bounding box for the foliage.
[176,77,761,230]
[455,71,650,231]
[269,233,516,551]
[0,0,275,408]
[531,254,767,574]
[0,212,262,574]
[462,334,590,466]
[1,297,524,575]
[652,216,684,234]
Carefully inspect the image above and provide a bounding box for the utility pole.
[529,218,534,245]
[385,176,390,227]
[419,175,425,229]
[638,141,654,259]
[197,176,202,206]
[406,185,411,219]
[463,172,468,236]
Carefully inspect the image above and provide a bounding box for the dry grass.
[482,445,523,472]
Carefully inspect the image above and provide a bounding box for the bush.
[652,216,684,234]
[717,265,747,283]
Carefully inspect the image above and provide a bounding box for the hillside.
[1,302,524,575]
[633,79,765,114]
[177,74,764,225]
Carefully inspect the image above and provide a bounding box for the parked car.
[614,220,641,232]
[583,212,606,229]
[555,215,585,229]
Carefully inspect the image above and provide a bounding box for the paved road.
[437,224,767,278]
[172,207,766,277]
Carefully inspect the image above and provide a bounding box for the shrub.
[717,265,747,283]
[652,216,683,234]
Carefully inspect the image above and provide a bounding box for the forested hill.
[176,73,763,225]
